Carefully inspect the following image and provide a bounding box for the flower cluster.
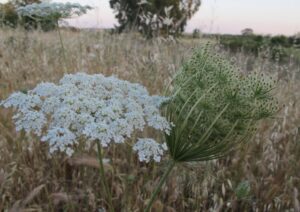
[133,138,168,163]
[166,48,278,162]
[17,2,92,20]
[1,73,171,161]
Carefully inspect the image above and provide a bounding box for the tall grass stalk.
[96,141,114,212]
[56,21,67,71]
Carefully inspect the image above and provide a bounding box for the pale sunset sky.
[1,0,300,35]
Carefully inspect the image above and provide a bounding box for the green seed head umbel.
[165,47,278,162]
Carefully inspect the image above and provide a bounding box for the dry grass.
[0,28,299,211]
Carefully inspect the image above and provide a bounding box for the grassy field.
[0,28,299,211]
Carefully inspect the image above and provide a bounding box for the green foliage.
[235,181,251,200]
[270,35,290,47]
[220,34,300,64]
[1,1,91,31]
[17,2,92,32]
[109,0,201,38]
[21,16,57,31]
[0,0,55,31]
[0,2,19,28]
[220,35,265,55]
[192,28,201,38]
[165,47,278,162]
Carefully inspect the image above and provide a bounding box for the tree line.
[1,0,201,38]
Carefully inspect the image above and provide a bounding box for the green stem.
[96,141,114,212]
[145,160,176,212]
[56,20,67,71]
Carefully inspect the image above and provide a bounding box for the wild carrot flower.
[133,138,168,162]
[144,47,278,212]
[1,73,171,159]
[165,47,278,162]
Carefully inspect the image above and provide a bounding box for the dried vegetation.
[0,28,299,211]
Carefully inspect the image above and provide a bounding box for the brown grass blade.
[22,184,45,206]
[294,188,300,212]
[68,155,112,171]
[51,192,70,205]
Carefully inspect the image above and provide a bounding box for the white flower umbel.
[133,138,168,163]
[17,2,92,19]
[1,73,171,159]
[41,127,76,156]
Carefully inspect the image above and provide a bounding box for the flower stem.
[96,141,114,212]
[56,20,67,71]
[145,160,176,212]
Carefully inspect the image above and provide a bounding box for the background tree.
[241,28,254,36]
[17,2,92,32]
[1,1,91,31]
[110,0,201,37]
[0,2,19,28]
[294,32,300,48]
[0,0,45,30]
[192,28,201,38]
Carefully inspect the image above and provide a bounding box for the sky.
[1,0,300,35]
